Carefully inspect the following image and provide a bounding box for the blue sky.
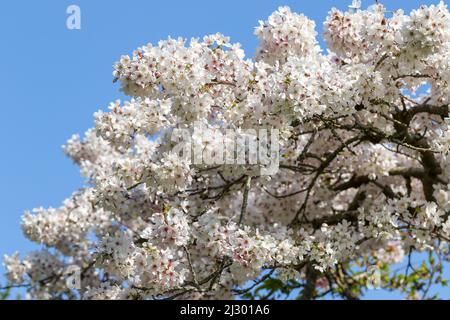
[0,0,447,299]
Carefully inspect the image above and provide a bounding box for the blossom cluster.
[3,2,450,300]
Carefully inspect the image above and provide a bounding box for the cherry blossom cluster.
[3,2,450,300]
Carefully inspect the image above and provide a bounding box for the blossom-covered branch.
[3,1,450,300]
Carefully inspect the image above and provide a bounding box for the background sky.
[0,0,448,299]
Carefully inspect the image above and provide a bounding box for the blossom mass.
[3,2,450,300]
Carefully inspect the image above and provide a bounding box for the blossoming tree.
[2,1,450,300]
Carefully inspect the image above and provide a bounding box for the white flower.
[349,0,362,10]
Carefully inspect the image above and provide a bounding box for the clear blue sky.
[0,0,447,299]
